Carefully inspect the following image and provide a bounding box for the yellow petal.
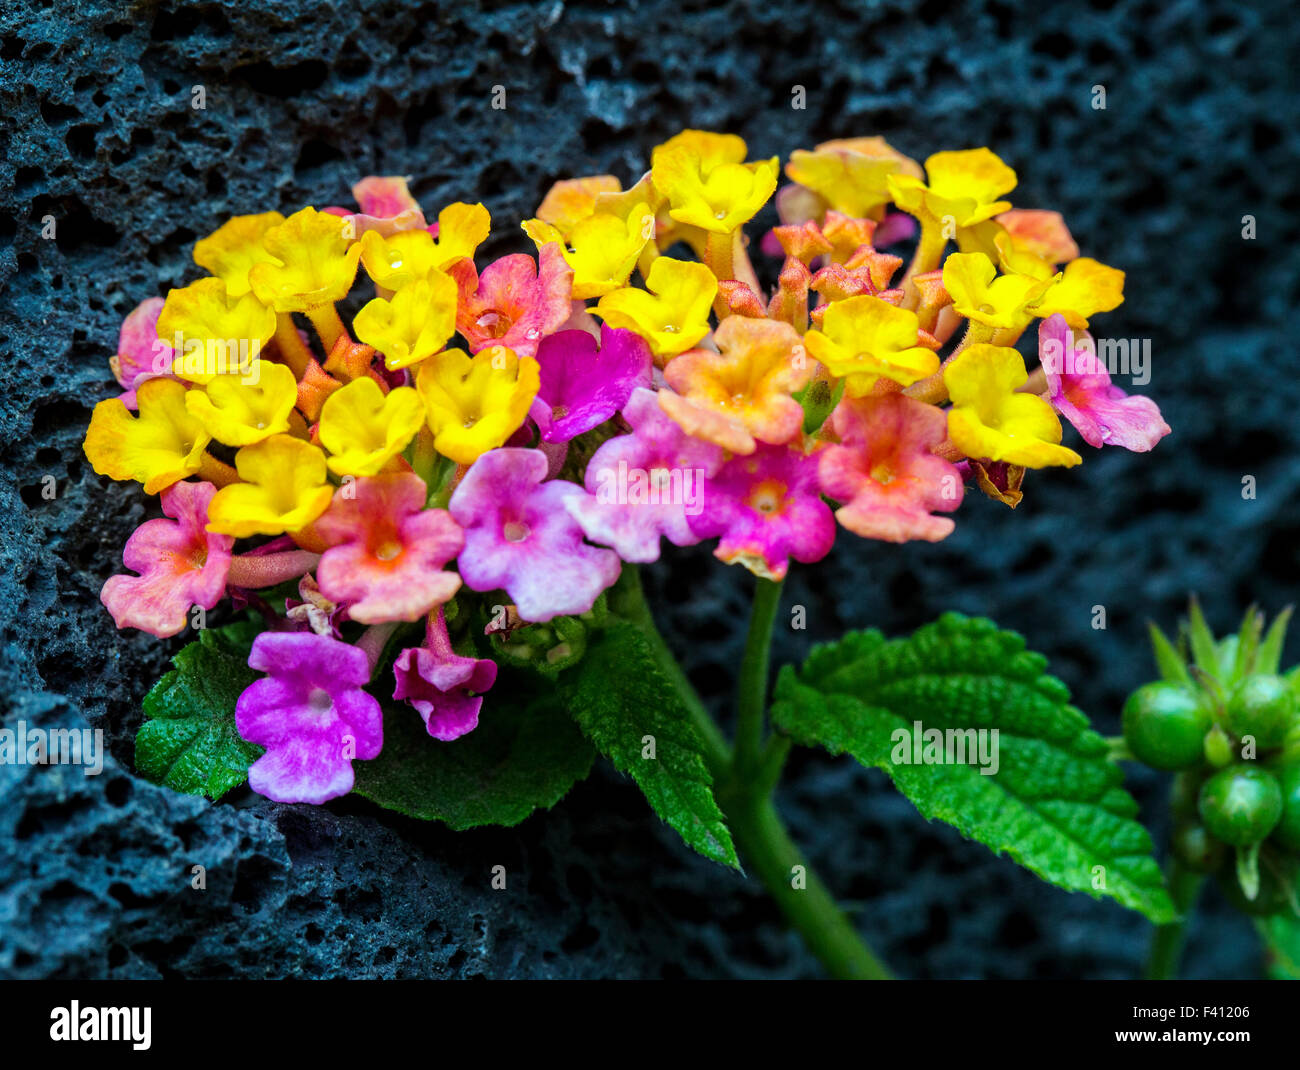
[193,212,286,297]
[184,361,298,446]
[83,378,211,494]
[157,277,276,384]
[415,346,540,464]
[353,269,458,369]
[248,207,363,312]
[207,435,334,537]
[318,377,426,477]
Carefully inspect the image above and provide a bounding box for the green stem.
[617,566,892,979]
[1146,855,1204,980]
[735,577,784,779]
[724,793,892,980]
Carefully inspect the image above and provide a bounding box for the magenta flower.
[236,632,383,805]
[101,480,233,638]
[818,393,964,543]
[448,244,573,357]
[449,447,621,622]
[688,443,835,581]
[567,387,724,562]
[530,325,653,443]
[393,608,498,741]
[1039,314,1170,451]
[314,472,464,624]
[110,297,176,409]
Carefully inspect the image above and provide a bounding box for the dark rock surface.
[2,0,1297,978]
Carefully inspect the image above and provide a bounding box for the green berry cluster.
[1123,602,1300,915]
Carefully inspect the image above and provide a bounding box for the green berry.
[1122,682,1211,770]
[1198,766,1283,846]
[1172,821,1225,873]
[1271,764,1300,853]
[1225,674,1297,749]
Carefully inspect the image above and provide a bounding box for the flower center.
[870,461,896,486]
[503,520,530,543]
[307,688,333,714]
[476,310,513,338]
[748,479,787,515]
[375,539,403,562]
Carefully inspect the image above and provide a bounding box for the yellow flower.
[415,346,540,464]
[192,212,286,297]
[352,270,458,370]
[156,277,276,384]
[248,207,363,312]
[887,148,1017,229]
[317,377,426,477]
[207,435,334,537]
[650,129,779,234]
[522,205,652,299]
[428,201,491,267]
[592,257,716,359]
[1028,257,1125,328]
[803,295,940,396]
[183,361,298,446]
[535,175,623,235]
[942,252,1055,331]
[359,228,440,291]
[83,378,210,494]
[786,136,923,219]
[944,344,1082,468]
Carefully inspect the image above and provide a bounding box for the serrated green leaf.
[770,612,1176,924]
[353,684,595,829]
[559,620,739,868]
[134,620,265,800]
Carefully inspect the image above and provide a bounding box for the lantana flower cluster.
[84,129,1168,805]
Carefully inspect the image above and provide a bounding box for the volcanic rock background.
[2,0,1297,978]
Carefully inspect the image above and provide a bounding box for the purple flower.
[1039,314,1170,452]
[393,609,497,741]
[566,387,724,562]
[236,632,383,804]
[449,447,621,622]
[529,325,652,442]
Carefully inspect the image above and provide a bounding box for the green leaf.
[1186,597,1221,678]
[559,620,739,868]
[1258,914,1300,979]
[353,683,595,829]
[1256,606,1293,675]
[770,612,1176,924]
[1148,621,1192,685]
[134,620,265,801]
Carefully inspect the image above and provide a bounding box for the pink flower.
[688,443,835,581]
[818,393,964,543]
[1039,314,1170,451]
[393,608,497,741]
[567,387,724,562]
[530,325,652,443]
[448,244,573,357]
[314,472,463,624]
[324,175,427,237]
[110,298,176,409]
[100,481,233,637]
[236,632,383,804]
[449,448,620,622]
